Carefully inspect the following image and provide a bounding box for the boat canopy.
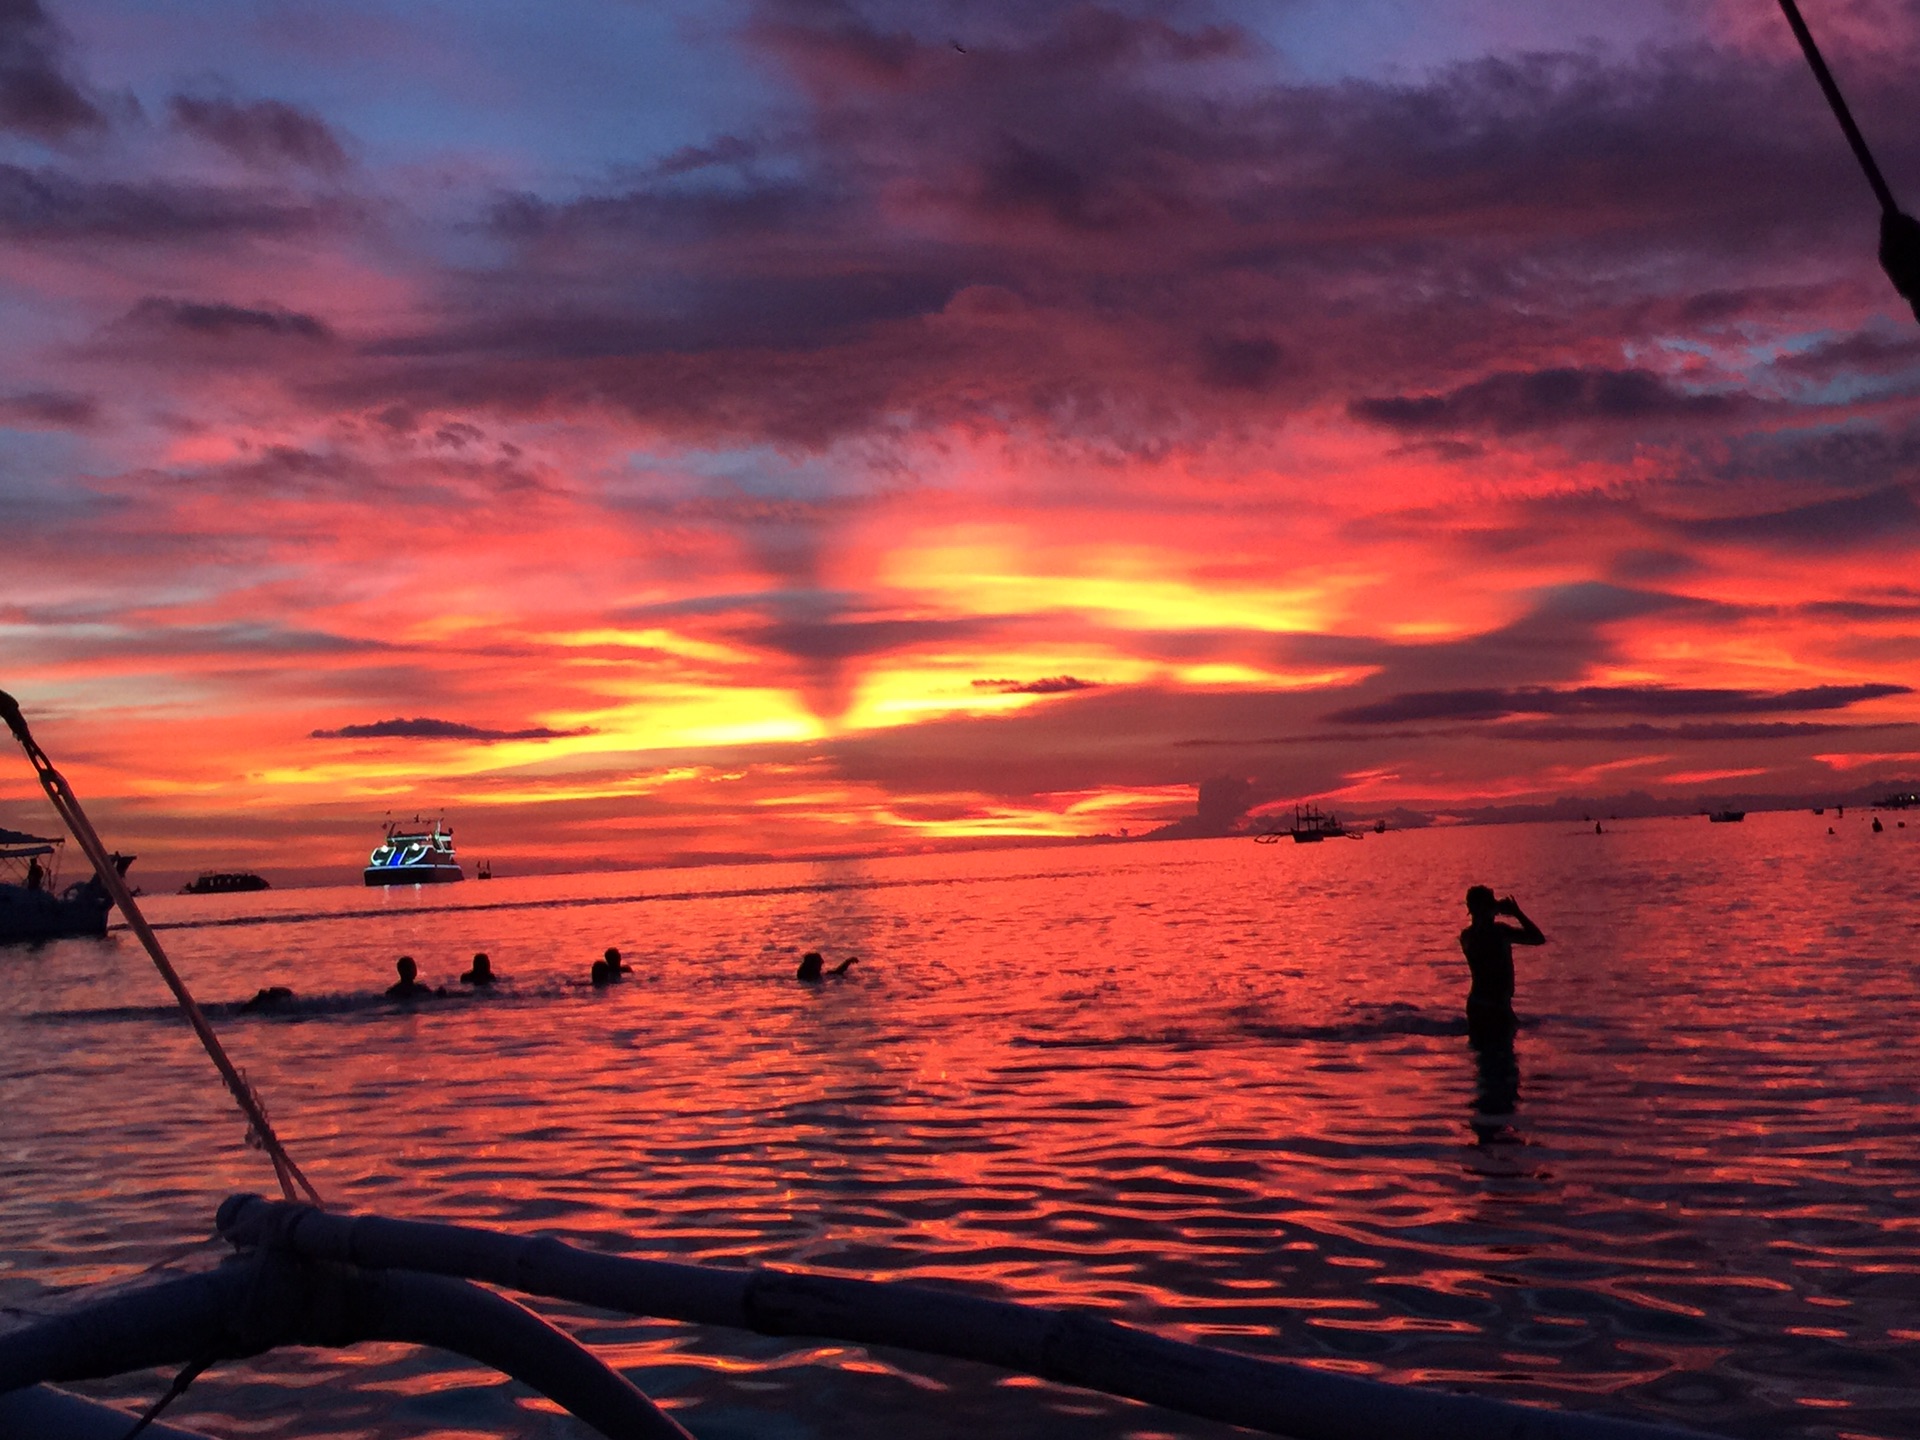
[0,825,60,859]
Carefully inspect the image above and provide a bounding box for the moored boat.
[1,826,131,944]
[364,817,464,885]
[1288,803,1348,842]
[1709,809,1746,823]
[181,871,270,894]
[1253,803,1354,843]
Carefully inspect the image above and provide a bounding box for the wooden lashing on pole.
[0,690,321,1206]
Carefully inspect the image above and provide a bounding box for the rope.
[120,1354,216,1440]
[0,690,321,1206]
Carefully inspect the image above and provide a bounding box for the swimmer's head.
[396,955,417,981]
[471,952,491,976]
[591,959,610,985]
[603,946,621,966]
[1465,886,1497,918]
[796,951,824,981]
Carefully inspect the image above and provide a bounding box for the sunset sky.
[5,0,1920,883]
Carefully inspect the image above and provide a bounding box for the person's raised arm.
[1500,896,1546,945]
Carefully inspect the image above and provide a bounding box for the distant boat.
[1812,807,1824,815]
[180,872,269,895]
[364,817,464,886]
[1874,791,1919,809]
[1254,804,1347,843]
[1709,810,1746,823]
[1,827,131,944]
[1373,819,1386,834]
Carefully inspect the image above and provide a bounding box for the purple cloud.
[311,717,592,742]
[168,94,349,176]
[0,0,103,140]
[971,675,1100,694]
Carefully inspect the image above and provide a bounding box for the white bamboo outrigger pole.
[0,690,321,1206]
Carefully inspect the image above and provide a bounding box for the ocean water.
[2,815,1918,1439]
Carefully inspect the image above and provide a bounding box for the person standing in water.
[1459,886,1544,1039]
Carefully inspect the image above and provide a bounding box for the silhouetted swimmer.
[386,955,434,1000]
[590,959,612,987]
[603,946,626,980]
[461,952,495,985]
[1595,822,1604,834]
[1873,816,1884,833]
[796,951,857,982]
[1459,887,1543,1042]
[240,985,294,1013]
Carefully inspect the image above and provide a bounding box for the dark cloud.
[121,296,333,341]
[1706,422,1920,493]
[1342,581,1708,700]
[8,618,384,665]
[0,0,103,140]
[1492,720,1889,743]
[1802,597,1920,620]
[1349,367,1743,435]
[732,614,992,666]
[1197,334,1291,392]
[310,717,592,742]
[649,134,760,178]
[375,271,957,360]
[1678,484,1920,550]
[0,389,97,428]
[168,94,349,176]
[1608,547,1700,582]
[971,675,1099,694]
[0,164,325,242]
[1326,682,1909,725]
[1144,772,1254,839]
[293,18,1920,451]
[1771,328,1920,377]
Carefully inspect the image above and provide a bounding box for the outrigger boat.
[1254,804,1354,843]
[364,816,464,885]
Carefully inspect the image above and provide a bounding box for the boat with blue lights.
[364,817,464,886]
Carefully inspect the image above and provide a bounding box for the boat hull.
[0,883,113,945]
[364,864,464,886]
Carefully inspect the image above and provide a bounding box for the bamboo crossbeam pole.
[1775,0,1897,214]
[0,1254,692,1440]
[0,690,320,1205]
[220,1195,1726,1440]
